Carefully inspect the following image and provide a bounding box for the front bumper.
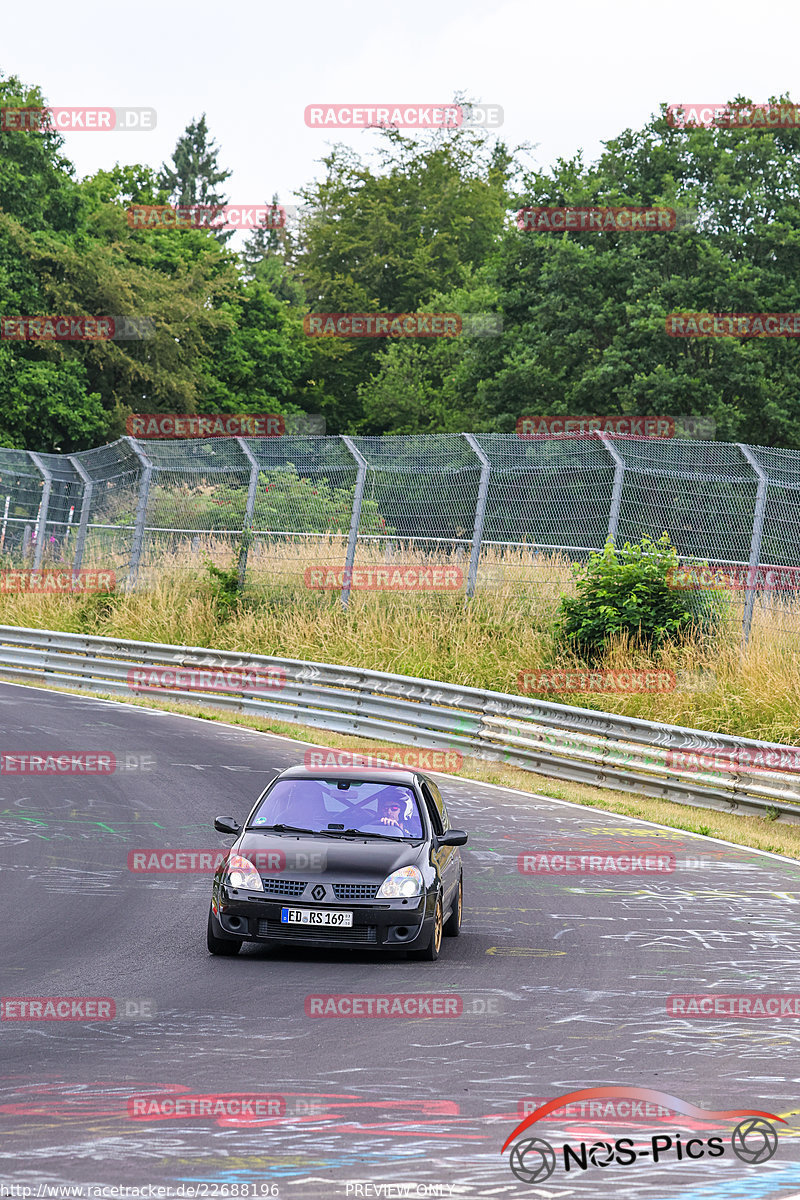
[211,887,437,949]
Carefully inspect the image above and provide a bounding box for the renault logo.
[311,884,326,901]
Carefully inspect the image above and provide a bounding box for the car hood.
[235,831,425,881]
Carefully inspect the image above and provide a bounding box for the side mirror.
[214,816,242,835]
[436,830,468,847]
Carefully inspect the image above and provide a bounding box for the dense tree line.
[1,73,799,451]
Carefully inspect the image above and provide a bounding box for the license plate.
[280,907,354,927]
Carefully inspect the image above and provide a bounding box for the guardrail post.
[27,452,52,570]
[598,432,625,543]
[340,436,368,610]
[738,444,768,650]
[124,437,153,591]
[68,455,94,574]
[236,437,260,589]
[462,433,491,600]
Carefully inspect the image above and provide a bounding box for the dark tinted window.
[249,778,424,839]
[420,783,443,836]
[423,779,449,831]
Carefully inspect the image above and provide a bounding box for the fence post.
[124,437,153,590]
[0,495,9,554]
[340,436,368,610]
[598,432,625,543]
[236,437,260,589]
[27,452,52,570]
[738,444,768,650]
[68,455,94,574]
[462,433,491,600]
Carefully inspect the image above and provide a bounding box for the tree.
[158,114,232,241]
[460,96,800,445]
[241,192,306,306]
[357,276,501,433]
[198,276,313,414]
[294,126,514,430]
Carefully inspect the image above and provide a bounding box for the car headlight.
[376,866,423,898]
[225,854,264,891]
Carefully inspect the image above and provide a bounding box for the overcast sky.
[3,0,798,209]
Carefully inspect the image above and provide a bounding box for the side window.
[426,780,450,831]
[420,783,443,836]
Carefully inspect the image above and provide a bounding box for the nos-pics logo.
[502,1087,784,1184]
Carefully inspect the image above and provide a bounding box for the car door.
[420,779,458,910]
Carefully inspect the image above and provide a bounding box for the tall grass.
[1,539,798,743]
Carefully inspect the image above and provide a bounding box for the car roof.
[275,764,425,787]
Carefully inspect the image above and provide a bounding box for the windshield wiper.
[248,823,320,835]
[327,828,407,841]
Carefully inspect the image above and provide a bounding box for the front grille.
[257,919,377,943]
[332,882,380,901]
[260,878,307,897]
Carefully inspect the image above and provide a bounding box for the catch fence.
[1,431,799,648]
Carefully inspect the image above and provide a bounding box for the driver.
[377,796,410,835]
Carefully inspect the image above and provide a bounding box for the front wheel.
[207,908,242,956]
[444,876,462,937]
[410,895,443,961]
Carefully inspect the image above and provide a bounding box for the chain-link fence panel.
[246,436,360,588]
[76,440,148,576]
[34,453,85,567]
[0,449,48,562]
[611,435,759,561]
[134,438,254,577]
[473,433,616,549]
[2,429,800,646]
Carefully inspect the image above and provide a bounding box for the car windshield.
[249,779,424,839]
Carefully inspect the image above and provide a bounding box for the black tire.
[444,876,462,937]
[207,908,242,956]
[410,894,443,961]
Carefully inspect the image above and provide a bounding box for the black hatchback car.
[206,765,467,960]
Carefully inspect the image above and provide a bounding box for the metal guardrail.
[1,624,799,822]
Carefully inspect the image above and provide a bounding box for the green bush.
[204,556,242,613]
[555,533,719,660]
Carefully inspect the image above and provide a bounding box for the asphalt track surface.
[2,680,800,1199]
